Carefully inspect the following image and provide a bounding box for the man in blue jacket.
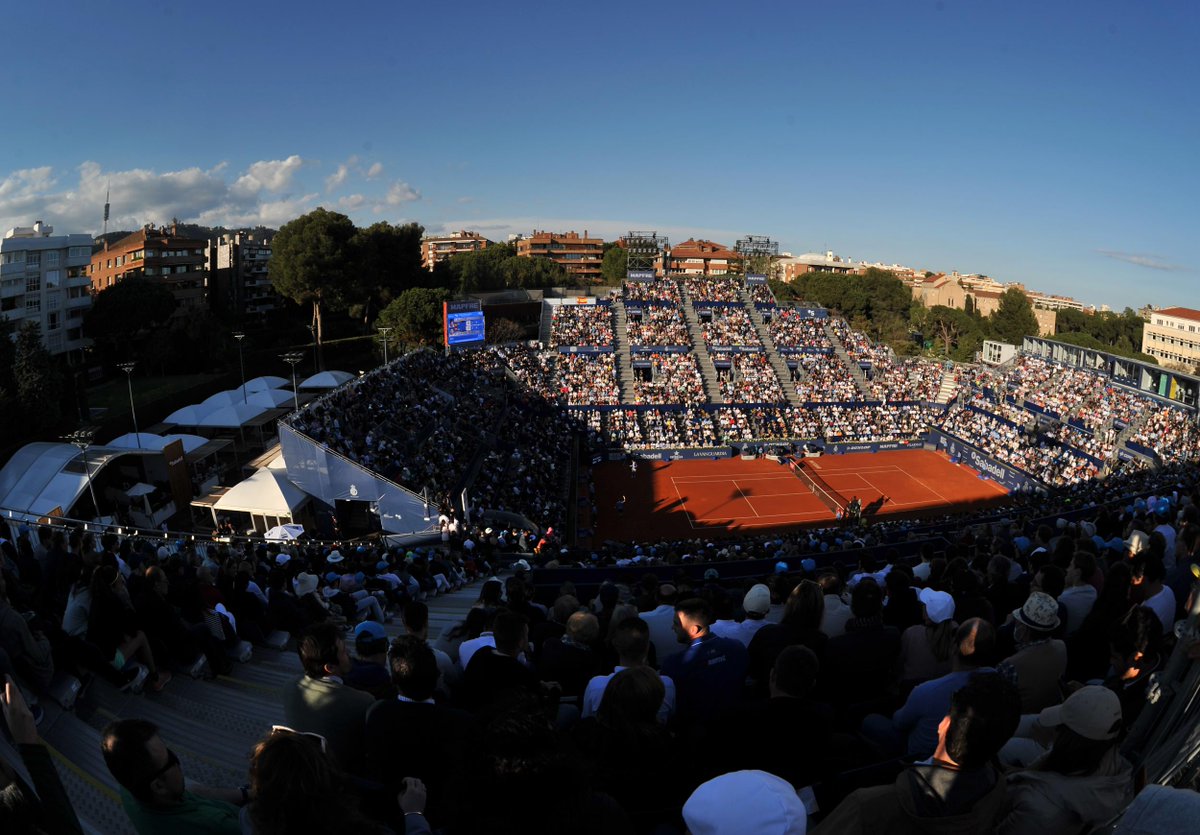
[661,597,749,726]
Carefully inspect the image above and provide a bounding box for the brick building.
[90,224,207,314]
[667,238,740,276]
[421,230,491,271]
[515,230,604,282]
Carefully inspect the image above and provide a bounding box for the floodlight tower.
[735,235,779,279]
[281,352,304,412]
[623,231,668,279]
[63,428,101,523]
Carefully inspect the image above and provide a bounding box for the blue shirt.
[661,633,749,722]
[892,668,994,757]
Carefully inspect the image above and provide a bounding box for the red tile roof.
[1156,307,1200,323]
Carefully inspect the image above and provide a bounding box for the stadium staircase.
[679,290,724,404]
[539,302,554,345]
[36,583,484,835]
[822,321,873,398]
[611,299,638,402]
[934,368,960,404]
[746,299,804,408]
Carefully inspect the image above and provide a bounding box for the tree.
[601,246,628,285]
[375,287,449,347]
[270,208,358,367]
[989,288,1040,345]
[13,321,62,423]
[928,305,984,361]
[486,317,525,345]
[84,277,177,363]
[352,221,424,326]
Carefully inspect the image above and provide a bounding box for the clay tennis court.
[591,449,1010,541]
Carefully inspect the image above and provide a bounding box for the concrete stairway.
[934,367,960,404]
[539,301,554,345]
[747,300,804,408]
[680,287,722,404]
[823,321,873,397]
[611,299,638,402]
[38,581,486,835]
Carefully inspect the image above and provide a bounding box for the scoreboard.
[443,299,485,347]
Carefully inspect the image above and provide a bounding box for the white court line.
[673,480,698,530]
[733,482,761,517]
[670,473,800,484]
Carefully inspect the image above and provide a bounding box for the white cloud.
[231,155,306,198]
[1097,250,1185,272]
[325,164,349,193]
[0,157,425,234]
[366,162,383,179]
[385,181,420,205]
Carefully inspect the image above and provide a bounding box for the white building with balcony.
[0,221,92,359]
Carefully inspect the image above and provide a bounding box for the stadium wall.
[927,429,1040,492]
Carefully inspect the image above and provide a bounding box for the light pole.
[233,332,247,402]
[63,428,101,524]
[378,327,392,366]
[118,361,140,448]
[281,352,304,412]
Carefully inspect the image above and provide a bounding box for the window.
[48,293,60,310]
[25,276,40,293]
[131,249,144,261]
[2,250,25,265]
[68,246,89,258]
[45,250,59,266]
[48,312,59,330]
[45,269,59,288]
[25,296,40,312]
[48,333,62,353]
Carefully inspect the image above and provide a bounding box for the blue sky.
[1,0,1195,311]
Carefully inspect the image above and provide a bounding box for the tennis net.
[789,458,845,515]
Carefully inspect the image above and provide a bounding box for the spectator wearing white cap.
[684,770,807,835]
[995,686,1133,835]
[713,584,773,647]
[898,588,958,685]
[998,592,1069,714]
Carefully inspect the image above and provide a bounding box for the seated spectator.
[1102,607,1164,726]
[87,565,171,693]
[999,592,1068,714]
[539,611,602,698]
[818,572,852,638]
[813,673,1021,833]
[748,580,828,688]
[345,620,393,700]
[898,588,958,685]
[713,645,834,788]
[1133,554,1176,633]
[0,576,53,694]
[246,727,388,835]
[715,584,773,647]
[819,578,901,713]
[661,598,750,726]
[1067,561,1134,682]
[581,617,676,724]
[364,636,469,828]
[684,769,808,835]
[640,583,680,664]
[401,601,461,697]
[281,622,374,772]
[101,718,244,834]
[572,667,690,830]
[463,610,545,712]
[1059,551,1098,636]
[861,618,997,759]
[995,686,1133,834]
[0,673,84,834]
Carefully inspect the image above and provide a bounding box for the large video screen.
[445,310,485,346]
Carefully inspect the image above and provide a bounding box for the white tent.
[202,388,294,411]
[212,469,308,522]
[194,402,270,428]
[299,370,355,390]
[163,403,220,426]
[0,442,122,520]
[160,434,211,454]
[238,377,289,395]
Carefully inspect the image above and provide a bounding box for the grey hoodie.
[994,746,1133,834]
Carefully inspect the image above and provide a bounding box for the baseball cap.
[1125,530,1150,554]
[743,584,772,616]
[918,588,956,624]
[353,620,387,651]
[683,770,807,835]
[376,560,389,571]
[1038,685,1123,741]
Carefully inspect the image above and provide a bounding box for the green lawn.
[87,374,219,417]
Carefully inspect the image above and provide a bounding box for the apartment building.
[0,222,92,359]
[515,230,604,282]
[777,250,857,280]
[1142,307,1200,371]
[208,232,279,319]
[422,230,491,270]
[667,238,740,276]
[90,224,207,313]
